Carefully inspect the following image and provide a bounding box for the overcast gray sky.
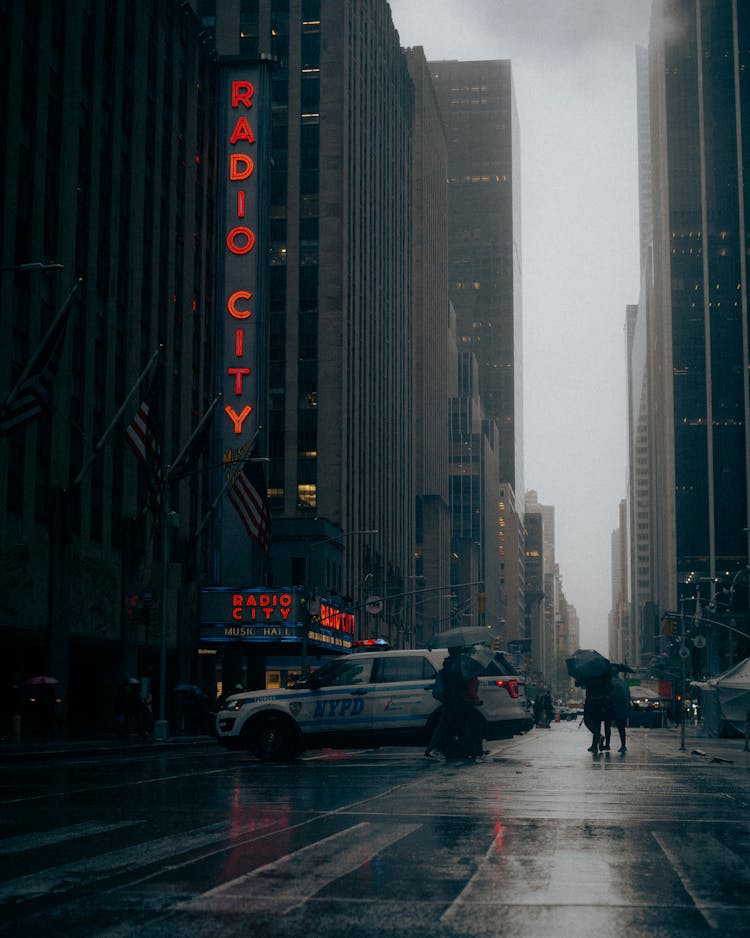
[388,0,653,652]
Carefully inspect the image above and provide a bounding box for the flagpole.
[153,418,256,740]
[1,278,81,409]
[168,392,222,482]
[72,345,163,487]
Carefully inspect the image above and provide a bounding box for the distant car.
[215,647,532,761]
[629,692,662,728]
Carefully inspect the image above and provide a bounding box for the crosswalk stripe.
[0,820,142,856]
[179,821,421,916]
[0,822,240,904]
[654,830,750,929]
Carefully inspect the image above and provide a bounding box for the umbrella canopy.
[460,644,495,679]
[429,626,491,649]
[565,649,610,683]
[24,675,59,685]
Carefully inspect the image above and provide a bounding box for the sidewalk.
[0,733,214,762]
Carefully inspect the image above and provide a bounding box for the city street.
[1,722,749,937]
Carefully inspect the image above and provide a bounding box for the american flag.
[228,453,270,554]
[0,282,77,435]
[125,380,162,518]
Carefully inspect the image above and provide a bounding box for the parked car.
[215,647,532,761]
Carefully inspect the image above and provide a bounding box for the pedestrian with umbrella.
[566,650,612,753]
[603,663,633,752]
[425,644,489,761]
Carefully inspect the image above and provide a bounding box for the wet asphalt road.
[1,722,749,938]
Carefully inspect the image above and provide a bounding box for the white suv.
[215,647,531,761]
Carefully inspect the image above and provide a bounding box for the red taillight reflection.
[496,678,519,698]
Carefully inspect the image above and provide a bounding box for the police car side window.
[375,656,436,683]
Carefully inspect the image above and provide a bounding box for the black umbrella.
[565,649,610,683]
[429,626,491,649]
[459,644,495,679]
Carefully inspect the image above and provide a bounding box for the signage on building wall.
[222,69,261,446]
[199,588,355,651]
[201,588,301,626]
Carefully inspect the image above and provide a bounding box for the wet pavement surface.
[1,722,749,937]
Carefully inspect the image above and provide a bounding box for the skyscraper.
[643,0,750,655]
[209,0,417,646]
[430,59,525,640]
[429,60,524,506]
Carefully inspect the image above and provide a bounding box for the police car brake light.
[496,679,519,698]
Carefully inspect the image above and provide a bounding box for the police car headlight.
[224,698,250,712]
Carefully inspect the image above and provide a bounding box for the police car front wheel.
[247,714,301,762]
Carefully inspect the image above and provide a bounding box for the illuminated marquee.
[199,587,354,650]
[318,603,355,636]
[223,75,260,440]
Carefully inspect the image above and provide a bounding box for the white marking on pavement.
[0,821,273,904]
[178,821,420,916]
[653,830,750,929]
[0,820,142,855]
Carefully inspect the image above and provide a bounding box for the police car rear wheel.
[249,714,299,762]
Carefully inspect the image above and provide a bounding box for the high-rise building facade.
[644,0,750,661]
[404,47,452,644]
[208,0,418,646]
[429,59,524,506]
[430,59,525,641]
[0,0,219,736]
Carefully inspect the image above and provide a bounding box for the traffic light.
[478,592,486,613]
[663,618,678,637]
[125,593,142,630]
[492,637,500,651]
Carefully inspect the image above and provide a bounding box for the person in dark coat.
[603,665,631,752]
[581,671,612,752]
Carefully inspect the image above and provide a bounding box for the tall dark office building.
[0,0,219,736]
[643,0,750,659]
[429,60,524,506]
[207,0,417,646]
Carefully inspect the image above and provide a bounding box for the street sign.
[678,645,691,659]
[692,635,706,649]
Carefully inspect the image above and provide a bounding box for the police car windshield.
[311,657,373,687]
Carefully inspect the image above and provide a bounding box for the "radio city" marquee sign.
[223,74,260,441]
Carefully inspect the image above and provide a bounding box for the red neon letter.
[227,290,253,319]
[229,116,256,145]
[230,154,254,180]
[237,191,245,217]
[235,329,244,356]
[227,367,251,394]
[226,227,255,254]
[232,81,255,108]
[225,404,253,433]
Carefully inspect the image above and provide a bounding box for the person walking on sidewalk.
[582,671,612,752]
[603,665,631,752]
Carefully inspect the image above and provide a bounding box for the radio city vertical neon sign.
[224,77,258,438]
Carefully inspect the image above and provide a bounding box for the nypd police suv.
[215,645,531,761]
